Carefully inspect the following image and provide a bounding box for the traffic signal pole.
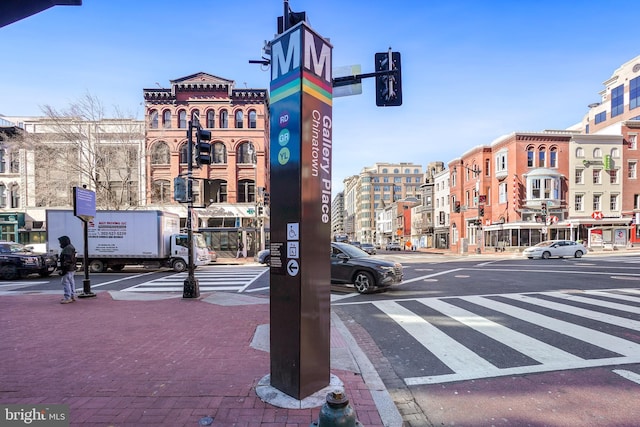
[183,121,199,299]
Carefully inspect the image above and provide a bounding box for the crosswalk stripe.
[416,298,582,364]
[540,291,640,314]
[373,300,499,376]
[502,293,640,330]
[585,290,640,304]
[465,295,640,356]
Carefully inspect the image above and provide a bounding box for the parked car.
[0,241,58,280]
[256,242,404,293]
[361,243,376,255]
[385,242,401,251]
[208,248,217,263]
[257,249,271,265]
[349,241,362,249]
[331,242,402,293]
[523,240,587,259]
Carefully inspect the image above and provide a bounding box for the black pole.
[77,218,96,298]
[183,121,200,298]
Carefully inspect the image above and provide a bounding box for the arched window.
[611,147,620,158]
[593,147,602,158]
[149,110,159,129]
[526,146,535,167]
[220,110,228,128]
[190,109,200,126]
[0,183,6,207]
[151,179,171,204]
[162,110,172,129]
[151,141,170,165]
[237,142,256,164]
[179,143,188,164]
[178,110,187,128]
[213,142,227,164]
[10,184,19,208]
[549,147,558,168]
[538,146,546,167]
[393,168,399,173]
[206,110,215,128]
[205,179,227,203]
[235,110,244,128]
[0,148,6,173]
[237,179,255,203]
[576,147,585,158]
[248,110,257,128]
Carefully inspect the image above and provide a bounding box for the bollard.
[310,391,363,427]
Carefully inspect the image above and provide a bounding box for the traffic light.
[263,192,270,206]
[196,128,212,166]
[479,205,485,217]
[173,177,188,202]
[375,51,402,107]
[258,206,264,216]
[454,201,461,213]
[541,202,547,216]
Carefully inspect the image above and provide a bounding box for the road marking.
[612,369,640,385]
[540,291,640,314]
[399,268,463,285]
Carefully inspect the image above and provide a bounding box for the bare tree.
[31,93,144,210]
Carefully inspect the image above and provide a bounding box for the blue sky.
[1,0,639,195]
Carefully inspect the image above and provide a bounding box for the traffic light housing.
[196,128,212,166]
[479,205,485,217]
[541,202,547,216]
[263,192,270,206]
[173,177,188,202]
[375,51,402,107]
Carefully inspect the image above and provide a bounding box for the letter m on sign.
[271,29,301,80]
[303,28,331,83]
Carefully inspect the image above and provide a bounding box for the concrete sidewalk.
[0,291,402,427]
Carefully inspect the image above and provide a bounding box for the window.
[610,169,618,184]
[383,177,389,183]
[595,111,606,124]
[611,147,620,158]
[593,194,601,211]
[10,184,19,208]
[414,168,419,174]
[495,152,507,172]
[549,147,558,168]
[393,168,399,173]
[629,161,637,179]
[9,151,19,173]
[162,110,171,128]
[576,147,585,158]
[499,182,507,203]
[404,168,410,174]
[237,179,255,203]
[532,179,541,198]
[151,179,171,203]
[575,169,584,184]
[527,146,534,167]
[213,142,227,164]
[635,194,640,210]
[538,147,546,167]
[248,110,257,128]
[149,110,158,129]
[206,179,227,203]
[178,110,187,128]
[610,194,618,211]
[190,109,199,126]
[151,141,170,165]
[382,168,387,173]
[575,194,584,211]
[629,135,638,150]
[237,142,255,164]
[179,143,188,164]
[593,169,601,184]
[235,110,244,128]
[611,84,624,118]
[206,110,215,128]
[220,110,228,128]
[593,148,602,158]
[631,76,640,110]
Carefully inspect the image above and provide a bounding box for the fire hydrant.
[310,391,363,427]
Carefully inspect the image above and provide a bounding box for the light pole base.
[183,277,200,299]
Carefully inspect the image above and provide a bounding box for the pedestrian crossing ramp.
[121,266,267,293]
[342,288,640,385]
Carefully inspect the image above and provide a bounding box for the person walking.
[58,235,77,304]
[236,239,244,258]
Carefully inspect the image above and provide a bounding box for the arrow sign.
[286,259,299,277]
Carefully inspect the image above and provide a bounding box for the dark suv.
[331,242,402,293]
[0,242,58,280]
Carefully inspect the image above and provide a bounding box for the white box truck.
[46,210,211,273]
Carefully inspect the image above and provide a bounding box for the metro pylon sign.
[268,21,333,400]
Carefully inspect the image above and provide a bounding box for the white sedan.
[523,240,588,259]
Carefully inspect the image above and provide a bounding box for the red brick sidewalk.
[0,293,385,426]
